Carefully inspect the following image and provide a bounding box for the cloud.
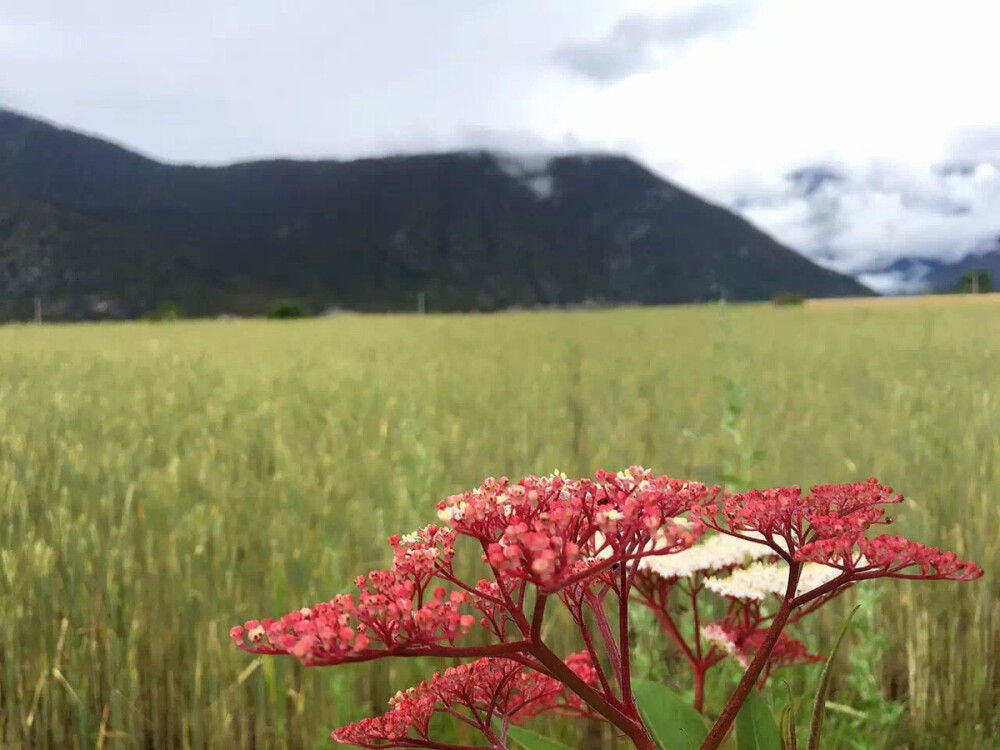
[722,158,1000,280]
[551,2,753,84]
[454,127,647,162]
[854,270,935,296]
[456,128,585,157]
[946,125,1000,166]
[0,18,54,76]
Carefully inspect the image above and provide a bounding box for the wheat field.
[0,298,997,749]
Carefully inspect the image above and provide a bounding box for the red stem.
[618,564,634,709]
[694,669,705,714]
[578,604,617,697]
[690,584,704,662]
[359,738,491,750]
[585,590,624,688]
[529,640,654,750]
[242,639,534,665]
[529,592,547,642]
[701,562,802,750]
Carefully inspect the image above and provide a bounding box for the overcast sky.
[2,0,999,290]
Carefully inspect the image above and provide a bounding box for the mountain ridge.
[0,107,873,319]
[867,240,1000,293]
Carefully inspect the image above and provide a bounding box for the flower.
[639,532,776,582]
[436,468,715,590]
[700,478,901,558]
[230,527,475,666]
[331,690,436,747]
[704,561,842,601]
[229,470,984,750]
[696,480,981,607]
[797,534,983,581]
[701,621,823,679]
[330,654,599,748]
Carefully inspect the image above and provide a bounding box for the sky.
[2,0,999,291]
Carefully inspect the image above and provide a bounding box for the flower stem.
[694,669,705,714]
[529,641,655,749]
[585,590,624,688]
[619,565,634,709]
[701,562,802,750]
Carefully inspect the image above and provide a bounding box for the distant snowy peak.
[726,157,1000,294]
[855,261,939,295]
[861,236,1000,294]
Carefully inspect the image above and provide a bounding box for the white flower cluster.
[704,561,841,601]
[639,532,775,580]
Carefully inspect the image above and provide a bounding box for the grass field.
[0,298,997,749]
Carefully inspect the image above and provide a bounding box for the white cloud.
[0,19,52,58]
[551,2,754,83]
[856,270,933,296]
[947,125,1000,167]
[730,161,1000,275]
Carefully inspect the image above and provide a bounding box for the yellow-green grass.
[0,300,996,749]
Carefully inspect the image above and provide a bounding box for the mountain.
[869,237,1000,293]
[0,192,210,319]
[0,108,872,319]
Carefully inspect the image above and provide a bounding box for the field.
[0,298,997,749]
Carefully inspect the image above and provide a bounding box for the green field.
[1,299,997,749]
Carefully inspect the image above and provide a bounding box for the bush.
[145,301,185,321]
[772,291,805,306]
[268,299,311,319]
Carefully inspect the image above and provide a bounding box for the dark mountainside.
[0,108,872,319]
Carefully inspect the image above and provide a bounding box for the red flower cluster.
[231,470,983,750]
[798,534,983,581]
[702,616,823,680]
[701,478,902,559]
[230,526,477,666]
[695,479,982,749]
[632,480,983,725]
[437,469,713,590]
[330,653,599,749]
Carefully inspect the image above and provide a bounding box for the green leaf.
[822,700,866,719]
[807,605,860,750]
[779,681,797,750]
[507,725,576,750]
[736,690,782,750]
[779,705,797,750]
[632,679,710,750]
